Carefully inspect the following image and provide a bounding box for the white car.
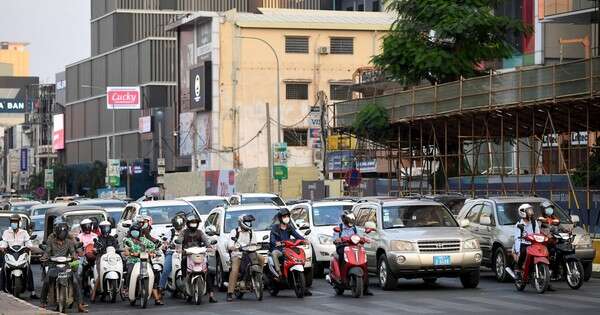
[177,196,229,223]
[229,193,286,207]
[204,204,313,290]
[288,200,356,277]
[116,200,200,243]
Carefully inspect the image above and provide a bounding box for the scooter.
[167,249,184,298]
[93,245,123,303]
[231,243,264,301]
[265,236,310,298]
[81,243,97,298]
[183,241,215,305]
[128,246,154,308]
[548,227,584,290]
[1,240,32,298]
[327,231,371,298]
[49,256,76,313]
[506,224,551,294]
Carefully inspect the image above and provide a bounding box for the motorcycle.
[183,241,215,305]
[81,243,97,298]
[265,236,310,298]
[231,243,264,301]
[327,230,372,298]
[1,240,32,298]
[49,256,76,313]
[128,246,154,308]
[506,224,551,294]
[548,227,584,290]
[166,247,185,298]
[93,245,123,303]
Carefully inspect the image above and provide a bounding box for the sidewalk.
[0,292,56,315]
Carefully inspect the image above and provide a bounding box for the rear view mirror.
[210,239,218,245]
[570,215,580,224]
[299,223,310,230]
[30,234,38,240]
[262,235,269,241]
[304,229,311,236]
[333,226,341,233]
[121,220,131,228]
[459,219,470,228]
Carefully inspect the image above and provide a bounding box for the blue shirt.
[333,224,358,239]
[269,224,304,251]
[513,219,540,253]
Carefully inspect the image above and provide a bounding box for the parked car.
[0,210,43,261]
[456,196,596,282]
[229,193,286,207]
[288,200,356,277]
[115,200,200,242]
[423,194,467,216]
[177,196,229,222]
[204,204,313,290]
[352,198,482,290]
[9,201,42,213]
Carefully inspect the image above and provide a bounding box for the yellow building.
[0,42,30,76]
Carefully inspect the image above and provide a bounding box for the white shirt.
[227,228,255,258]
[0,228,32,248]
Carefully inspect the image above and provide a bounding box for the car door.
[357,206,379,272]
[477,202,496,263]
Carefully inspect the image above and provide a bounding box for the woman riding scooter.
[181,214,218,303]
[91,220,119,302]
[123,223,163,305]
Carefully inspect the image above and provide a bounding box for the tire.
[377,254,397,291]
[565,260,584,290]
[215,256,226,292]
[515,278,526,291]
[423,278,437,285]
[140,279,148,309]
[252,272,263,301]
[194,278,203,305]
[57,286,66,314]
[493,248,509,282]
[583,262,592,282]
[313,258,325,279]
[350,275,363,298]
[334,285,344,296]
[109,279,118,303]
[293,271,306,298]
[269,286,279,297]
[532,263,550,294]
[12,277,22,298]
[460,269,480,289]
[305,267,314,288]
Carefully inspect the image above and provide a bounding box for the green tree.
[352,102,391,142]
[373,0,530,85]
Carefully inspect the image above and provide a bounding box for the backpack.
[232,227,253,244]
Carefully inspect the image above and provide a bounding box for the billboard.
[205,170,235,196]
[20,148,28,172]
[52,114,65,151]
[189,61,212,111]
[138,116,152,133]
[107,86,141,109]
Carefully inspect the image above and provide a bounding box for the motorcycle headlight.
[108,256,120,266]
[390,240,416,252]
[463,238,480,250]
[318,234,333,245]
[5,254,16,265]
[575,234,592,249]
[350,235,361,245]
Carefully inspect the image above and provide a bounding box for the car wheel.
[460,269,480,289]
[215,255,226,292]
[377,254,397,291]
[493,247,509,282]
[583,261,592,282]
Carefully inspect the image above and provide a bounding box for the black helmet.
[277,208,291,223]
[341,210,356,226]
[9,214,20,229]
[54,222,70,241]
[129,224,142,238]
[99,220,111,236]
[238,214,255,231]
[186,214,201,231]
[171,213,186,231]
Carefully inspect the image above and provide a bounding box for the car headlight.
[390,240,416,252]
[575,234,592,249]
[463,238,480,250]
[318,234,333,245]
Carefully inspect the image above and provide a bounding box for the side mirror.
[205,225,217,236]
[365,228,375,234]
[364,221,377,230]
[570,215,580,224]
[304,229,311,236]
[30,234,38,240]
[121,220,131,228]
[333,226,341,233]
[299,223,310,230]
[459,219,470,228]
[262,235,269,241]
[479,216,491,226]
[210,239,218,245]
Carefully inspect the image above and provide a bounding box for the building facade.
[0,42,29,76]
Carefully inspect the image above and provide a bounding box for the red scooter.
[265,239,309,298]
[506,225,551,294]
[327,229,372,298]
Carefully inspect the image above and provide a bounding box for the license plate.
[433,255,451,266]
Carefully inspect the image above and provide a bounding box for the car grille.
[417,240,461,253]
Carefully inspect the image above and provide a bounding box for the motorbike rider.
[90,220,119,302]
[226,214,264,302]
[158,213,186,295]
[123,223,163,305]
[40,219,88,312]
[181,214,218,303]
[269,208,311,296]
[513,203,540,274]
[78,218,98,248]
[332,210,373,296]
[0,213,38,299]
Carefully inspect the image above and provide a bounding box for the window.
[372,1,381,11]
[355,207,376,227]
[358,4,364,11]
[286,83,309,100]
[330,84,351,100]
[290,206,310,225]
[284,128,308,146]
[479,203,496,226]
[285,36,309,54]
[330,37,354,54]
[205,212,218,229]
[465,204,482,223]
[121,206,136,221]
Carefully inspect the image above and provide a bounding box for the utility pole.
[266,102,274,193]
[319,91,329,179]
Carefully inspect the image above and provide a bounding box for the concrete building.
[0,42,30,76]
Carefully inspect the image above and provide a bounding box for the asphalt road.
[26,265,600,315]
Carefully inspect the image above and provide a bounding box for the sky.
[0,0,90,83]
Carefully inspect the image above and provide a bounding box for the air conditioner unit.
[318,46,329,55]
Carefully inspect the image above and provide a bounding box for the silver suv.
[352,198,482,290]
[456,196,596,282]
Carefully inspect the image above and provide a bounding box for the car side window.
[205,212,217,229]
[365,208,377,225]
[353,207,367,227]
[122,206,136,221]
[290,206,309,225]
[479,203,496,226]
[213,212,222,234]
[466,204,482,223]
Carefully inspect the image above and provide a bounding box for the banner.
[107,86,141,109]
[273,142,288,180]
[205,170,235,196]
[52,114,65,151]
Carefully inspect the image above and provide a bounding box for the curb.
[0,292,58,315]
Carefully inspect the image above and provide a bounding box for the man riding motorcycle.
[226,214,264,302]
[181,214,217,303]
[0,213,37,299]
[268,208,311,296]
[158,213,186,295]
[513,203,540,273]
[123,223,163,305]
[40,219,87,312]
[91,220,119,302]
[332,211,373,296]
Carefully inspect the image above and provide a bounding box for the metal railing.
[335,57,600,127]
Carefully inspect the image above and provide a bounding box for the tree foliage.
[373,0,531,85]
[352,102,391,142]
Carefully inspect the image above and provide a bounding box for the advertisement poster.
[205,170,235,196]
[179,112,194,156]
[52,114,65,151]
[106,86,141,109]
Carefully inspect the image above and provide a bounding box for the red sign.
[106,86,141,109]
[52,114,64,152]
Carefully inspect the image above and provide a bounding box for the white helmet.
[518,204,534,219]
[80,218,93,233]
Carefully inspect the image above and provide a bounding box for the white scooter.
[1,238,33,298]
[128,248,154,308]
[93,246,123,303]
[167,250,184,297]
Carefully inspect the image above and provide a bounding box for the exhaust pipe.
[505,267,517,280]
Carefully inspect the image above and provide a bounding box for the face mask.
[143,223,149,229]
[10,223,18,230]
[131,230,140,238]
[282,217,290,224]
[189,223,198,229]
[544,208,554,216]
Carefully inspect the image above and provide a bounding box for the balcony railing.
[335,57,600,128]
[543,0,596,17]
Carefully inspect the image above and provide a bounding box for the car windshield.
[241,196,285,206]
[64,214,106,233]
[31,217,45,232]
[224,208,279,233]
[11,203,38,212]
[31,205,56,217]
[382,205,458,229]
[312,205,354,226]
[0,216,27,230]
[496,202,571,225]
[140,205,197,225]
[189,199,228,215]
[106,210,122,224]
[80,200,126,208]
